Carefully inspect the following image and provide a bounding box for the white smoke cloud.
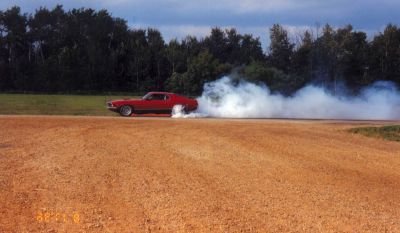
[173,76,400,120]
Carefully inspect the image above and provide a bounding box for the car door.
[143,94,169,112]
[157,94,173,112]
[163,94,175,110]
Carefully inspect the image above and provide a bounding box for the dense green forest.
[1,6,399,95]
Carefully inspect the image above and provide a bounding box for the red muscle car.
[107,92,198,116]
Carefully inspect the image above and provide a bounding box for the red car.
[107,92,198,116]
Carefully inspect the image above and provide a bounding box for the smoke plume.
[172,76,400,120]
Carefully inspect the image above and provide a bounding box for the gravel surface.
[0,116,399,232]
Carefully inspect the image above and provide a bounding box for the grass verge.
[349,125,400,142]
[0,94,140,116]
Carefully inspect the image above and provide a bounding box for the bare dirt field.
[1,116,399,233]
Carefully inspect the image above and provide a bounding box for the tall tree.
[268,24,294,73]
[335,25,369,88]
[369,24,400,84]
[126,29,148,92]
[240,34,264,64]
[312,24,339,88]
[291,30,313,80]
[0,6,29,91]
[167,50,230,95]
[146,28,167,90]
[165,39,186,74]
[204,27,228,63]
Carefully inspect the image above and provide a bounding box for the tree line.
[1,6,399,95]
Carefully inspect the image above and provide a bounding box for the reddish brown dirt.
[0,116,399,233]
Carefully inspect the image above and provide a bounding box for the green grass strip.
[349,125,400,142]
[0,94,140,116]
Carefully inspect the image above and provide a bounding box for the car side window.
[145,94,169,100]
[148,94,162,100]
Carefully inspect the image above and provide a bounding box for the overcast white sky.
[1,0,399,47]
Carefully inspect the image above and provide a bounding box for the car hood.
[109,99,142,105]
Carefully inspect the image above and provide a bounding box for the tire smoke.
[173,76,400,120]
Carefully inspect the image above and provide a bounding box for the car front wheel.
[119,105,133,116]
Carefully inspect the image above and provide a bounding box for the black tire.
[119,105,133,117]
[182,105,189,114]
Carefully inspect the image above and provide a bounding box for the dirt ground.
[0,116,399,233]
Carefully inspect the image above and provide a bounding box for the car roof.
[147,91,175,95]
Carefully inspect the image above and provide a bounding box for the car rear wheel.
[119,105,133,116]
[172,105,187,115]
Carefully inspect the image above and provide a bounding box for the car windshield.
[142,93,152,100]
